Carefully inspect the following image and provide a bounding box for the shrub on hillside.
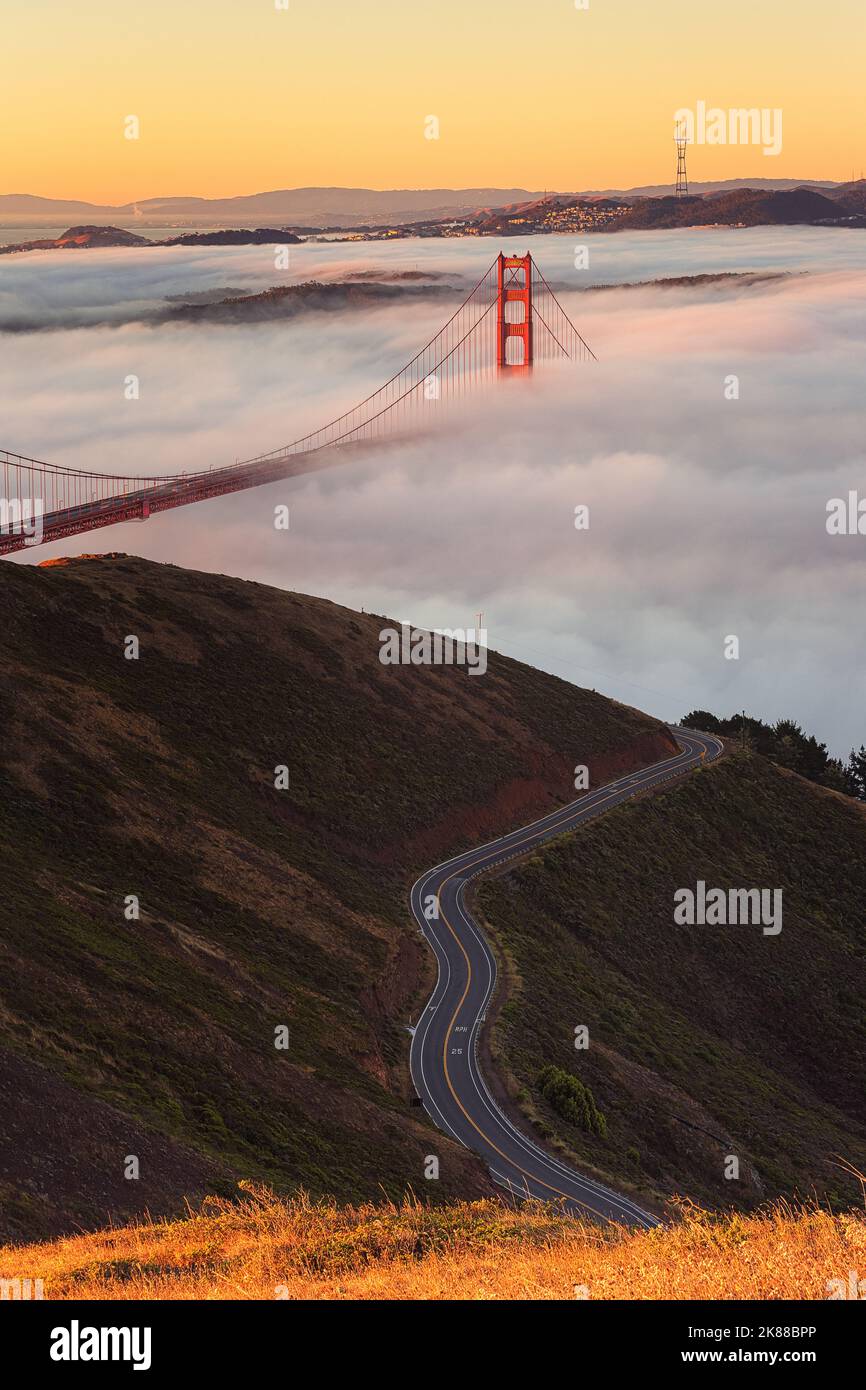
[537,1065,607,1138]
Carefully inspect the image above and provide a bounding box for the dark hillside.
[478,752,866,1211]
[0,555,671,1239]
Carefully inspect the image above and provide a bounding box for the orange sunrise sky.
[3,0,864,202]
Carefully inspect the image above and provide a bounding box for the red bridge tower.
[496,252,533,372]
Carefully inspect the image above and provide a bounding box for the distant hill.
[578,177,840,199]
[604,186,854,231]
[0,193,116,217]
[0,188,544,230]
[0,224,304,257]
[163,227,302,246]
[162,275,459,326]
[0,224,151,254]
[832,179,866,214]
[0,180,850,230]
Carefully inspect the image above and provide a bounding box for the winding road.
[408,726,724,1228]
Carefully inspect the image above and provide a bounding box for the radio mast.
[675,119,689,197]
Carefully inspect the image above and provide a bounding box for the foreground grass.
[2,1186,863,1301]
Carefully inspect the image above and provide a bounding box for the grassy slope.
[0,555,671,1240]
[2,1186,863,1300]
[477,752,866,1211]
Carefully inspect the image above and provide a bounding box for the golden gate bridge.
[0,253,595,557]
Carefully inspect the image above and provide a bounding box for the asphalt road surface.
[409,726,724,1228]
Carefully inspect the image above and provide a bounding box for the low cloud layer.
[4,227,866,755]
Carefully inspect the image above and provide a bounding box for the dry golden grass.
[2,1184,864,1301]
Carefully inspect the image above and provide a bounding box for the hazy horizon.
[0,175,845,206]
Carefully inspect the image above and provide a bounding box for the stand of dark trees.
[681,711,866,802]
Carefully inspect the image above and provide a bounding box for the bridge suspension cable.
[1,252,595,556]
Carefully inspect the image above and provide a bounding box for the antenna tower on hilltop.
[675,120,689,197]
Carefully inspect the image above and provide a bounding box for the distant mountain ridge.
[0,188,543,229]
[599,185,865,232]
[0,180,847,228]
[578,177,840,198]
